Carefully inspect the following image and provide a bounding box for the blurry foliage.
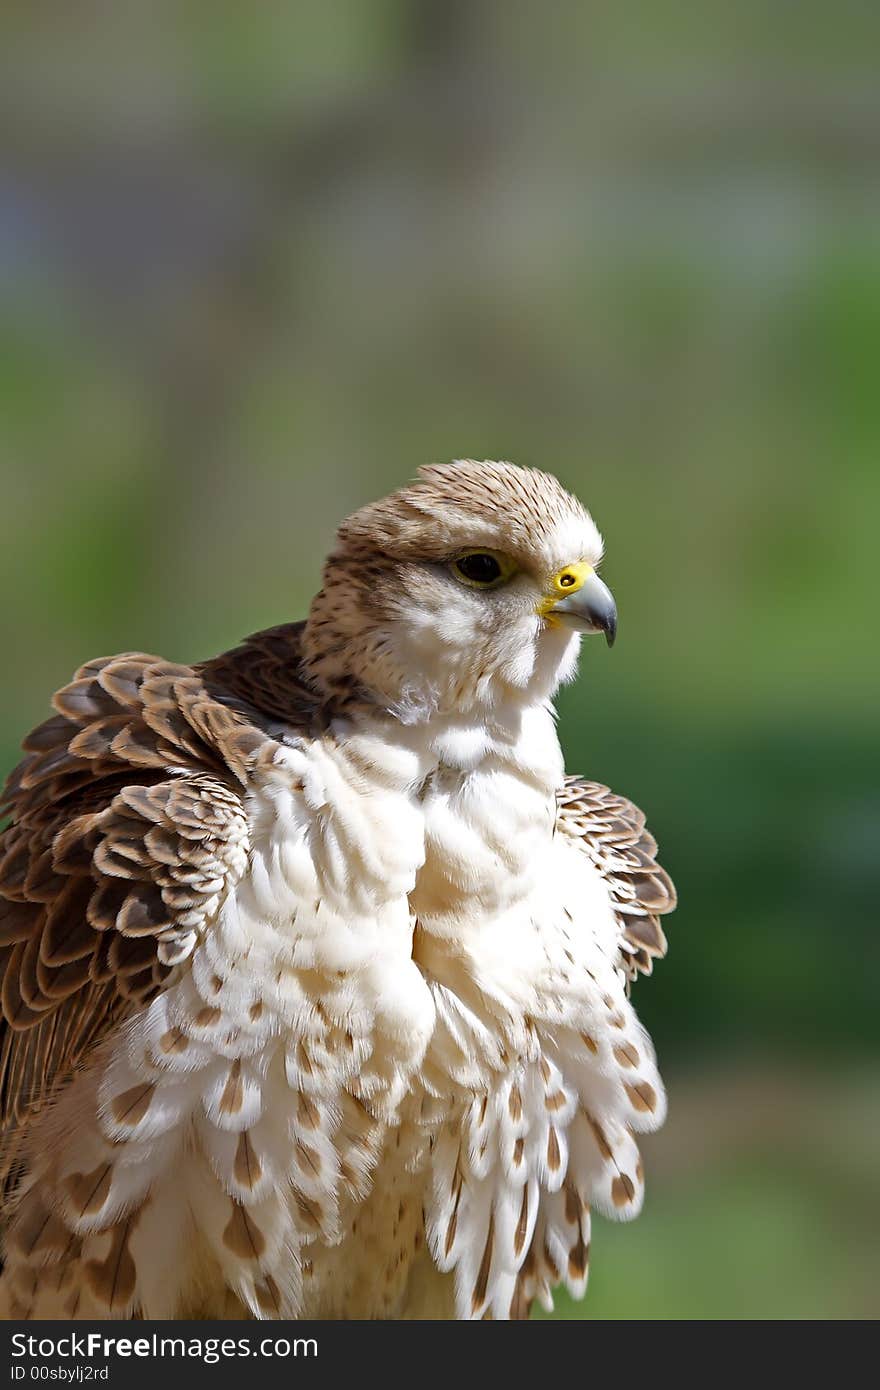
[0,0,877,1318]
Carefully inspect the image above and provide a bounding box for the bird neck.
[198,621,376,732]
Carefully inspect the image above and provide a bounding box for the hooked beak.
[551,570,618,647]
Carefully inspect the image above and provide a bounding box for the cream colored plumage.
[0,460,675,1319]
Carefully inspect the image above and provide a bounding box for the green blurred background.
[1,2,877,1319]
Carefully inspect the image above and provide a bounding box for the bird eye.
[452,552,507,588]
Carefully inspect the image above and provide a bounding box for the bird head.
[303,460,616,721]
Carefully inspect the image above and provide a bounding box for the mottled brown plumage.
[0,646,275,1190]
[556,778,676,980]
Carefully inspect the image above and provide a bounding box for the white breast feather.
[3,707,665,1322]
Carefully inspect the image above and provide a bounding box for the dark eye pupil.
[457,553,502,584]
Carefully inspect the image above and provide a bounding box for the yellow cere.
[537,561,593,621]
[551,561,593,596]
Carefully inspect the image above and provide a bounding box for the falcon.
[0,460,675,1320]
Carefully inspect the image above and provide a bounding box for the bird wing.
[505,777,676,1317]
[0,651,266,1198]
[555,776,676,980]
[423,777,676,1319]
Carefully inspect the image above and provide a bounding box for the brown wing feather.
[0,648,278,1200]
[555,776,676,980]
